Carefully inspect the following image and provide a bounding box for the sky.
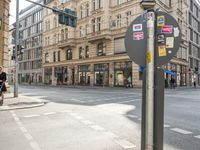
[9,0,200,25]
[9,0,37,25]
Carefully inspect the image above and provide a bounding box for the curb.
[0,102,46,111]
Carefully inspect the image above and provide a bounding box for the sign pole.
[144,10,155,150]
[14,0,19,97]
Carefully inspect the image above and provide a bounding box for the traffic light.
[58,8,77,28]
[12,45,25,60]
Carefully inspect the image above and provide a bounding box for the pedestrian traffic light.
[58,8,77,28]
[12,45,25,60]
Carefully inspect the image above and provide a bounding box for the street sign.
[125,11,182,67]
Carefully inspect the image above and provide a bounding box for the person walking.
[0,66,7,105]
[193,78,197,88]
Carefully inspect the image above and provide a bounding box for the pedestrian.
[126,76,132,88]
[193,79,196,88]
[0,66,7,104]
[172,78,176,89]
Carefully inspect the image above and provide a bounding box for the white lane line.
[194,135,200,139]
[126,114,138,119]
[170,128,192,135]
[24,133,33,141]
[81,120,94,125]
[59,110,72,113]
[30,142,41,150]
[71,98,85,103]
[104,131,119,138]
[24,115,40,118]
[44,112,56,115]
[20,126,28,133]
[114,139,136,149]
[164,124,171,128]
[90,125,105,131]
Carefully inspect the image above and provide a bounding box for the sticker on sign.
[133,24,142,31]
[161,25,173,34]
[157,16,165,27]
[133,32,144,40]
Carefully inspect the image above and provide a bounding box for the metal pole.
[145,10,155,150]
[14,0,19,97]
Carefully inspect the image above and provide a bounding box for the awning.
[163,69,176,76]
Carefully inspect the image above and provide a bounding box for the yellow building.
[43,0,189,87]
[0,0,10,70]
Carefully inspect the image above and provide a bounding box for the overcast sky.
[9,0,37,25]
[9,0,200,25]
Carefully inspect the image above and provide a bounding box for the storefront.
[54,66,68,85]
[114,61,132,87]
[78,65,90,85]
[44,67,52,84]
[94,63,109,86]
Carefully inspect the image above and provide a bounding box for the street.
[0,85,200,150]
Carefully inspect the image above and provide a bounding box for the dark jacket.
[0,72,7,92]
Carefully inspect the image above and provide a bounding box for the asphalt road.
[0,85,200,150]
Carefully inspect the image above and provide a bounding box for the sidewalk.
[0,93,47,111]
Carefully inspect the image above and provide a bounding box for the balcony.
[87,29,112,43]
[58,38,76,49]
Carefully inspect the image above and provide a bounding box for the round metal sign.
[125,11,182,67]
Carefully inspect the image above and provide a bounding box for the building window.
[85,46,89,58]
[86,3,89,17]
[53,51,56,62]
[61,29,64,41]
[66,49,72,60]
[80,6,83,19]
[97,0,101,8]
[85,24,89,34]
[58,51,61,61]
[54,17,57,28]
[114,38,126,54]
[79,47,84,59]
[116,14,121,28]
[126,11,131,26]
[45,53,49,63]
[117,0,123,5]
[93,0,96,11]
[97,42,106,56]
[97,17,101,31]
[80,26,83,37]
[92,18,95,32]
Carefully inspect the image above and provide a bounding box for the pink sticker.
[133,32,144,40]
[161,25,173,34]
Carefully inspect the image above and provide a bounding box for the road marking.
[10,111,41,150]
[20,126,28,133]
[114,139,136,149]
[164,124,170,128]
[71,98,85,103]
[81,120,94,125]
[59,110,72,113]
[24,133,33,141]
[194,135,200,139]
[90,125,105,131]
[24,115,40,118]
[30,142,41,150]
[44,112,56,115]
[170,128,192,135]
[104,131,119,138]
[126,114,138,119]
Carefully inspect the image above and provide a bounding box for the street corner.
[0,95,47,111]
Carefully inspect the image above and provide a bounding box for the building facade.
[0,0,10,70]
[42,0,189,87]
[188,0,200,85]
[18,0,43,84]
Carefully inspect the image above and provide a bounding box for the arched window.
[45,52,49,63]
[79,47,84,59]
[53,17,57,28]
[92,18,95,32]
[58,51,61,61]
[53,51,56,62]
[80,6,83,18]
[85,46,89,58]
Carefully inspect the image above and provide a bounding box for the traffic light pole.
[14,0,19,97]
